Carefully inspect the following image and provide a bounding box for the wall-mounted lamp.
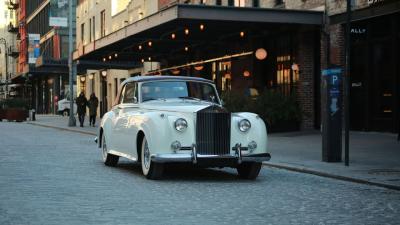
[200,24,205,31]
[185,28,189,35]
[243,70,250,77]
[194,64,204,71]
[88,73,94,80]
[240,31,245,38]
[171,33,176,39]
[138,45,142,50]
[101,70,107,77]
[148,41,152,47]
[80,76,86,82]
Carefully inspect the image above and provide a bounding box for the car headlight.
[238,119,251,132]
[174,118,188,132]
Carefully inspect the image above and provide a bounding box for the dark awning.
[74,4,323,68]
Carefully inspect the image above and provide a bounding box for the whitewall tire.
[141,136,164,179]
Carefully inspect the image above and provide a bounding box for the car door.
[112,82,140,157]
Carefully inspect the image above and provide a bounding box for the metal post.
[0,38,8,99]
[344,0,351,166]
[68,0,76,126]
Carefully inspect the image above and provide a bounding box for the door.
[370,39,395,131]
[350,43,368,130]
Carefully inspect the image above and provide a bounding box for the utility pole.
[68,0,76,126]
[344,0,351,166]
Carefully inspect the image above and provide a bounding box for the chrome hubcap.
[143,141,150,169]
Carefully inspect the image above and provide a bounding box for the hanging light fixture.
[194,64,204,71]
[184,46,189,51]
[103,57,106,62]
[148,41,152,47]
[141,59,145,63]
[138,45,142,50]
[240,31,245,38]
[171,33,176,39]
[243,70,250,77]
[255,48,267,60]
[200,24,205,31]
[171,69,180,75]
[108,55,112,60]
[148,56,152,61]
[185,28,189,35]
[114,53,118,58]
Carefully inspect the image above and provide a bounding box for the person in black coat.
[76,92,88,127]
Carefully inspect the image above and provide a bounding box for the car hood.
[140,100,219,113]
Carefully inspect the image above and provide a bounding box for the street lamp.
[0,38,8,99]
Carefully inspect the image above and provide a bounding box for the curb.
[27,122,97,136]
[263,162,400,191]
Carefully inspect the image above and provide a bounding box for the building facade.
[75,0,324,129]
[12,0,76,114]
[0,0,18,99]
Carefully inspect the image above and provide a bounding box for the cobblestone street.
[1,122,400,225]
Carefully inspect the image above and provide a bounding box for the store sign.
[351,28,366,34]
[368,0,385,6]
[28,34,40,64]
[49,0,68,27]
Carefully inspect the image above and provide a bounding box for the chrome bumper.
[151,153,271,163]
[151,143,271,164]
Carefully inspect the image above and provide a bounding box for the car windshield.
[141,81,219,104]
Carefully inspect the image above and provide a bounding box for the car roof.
[122,75,214,85]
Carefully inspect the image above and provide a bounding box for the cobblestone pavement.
[1,122,400,225]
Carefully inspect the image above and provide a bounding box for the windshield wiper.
[178,96,201,101]
[142,98,166,102]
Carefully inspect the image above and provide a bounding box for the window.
[92,16,96,41]
[216,0,221,5]
[122,83,138,104]
[141,81,218,104]
[234,0,245,7]
[89,18,92,42]
[275,0,284,6]
[100,10,106,38]
[253,0,259,7]
[81,23,85,43]
[200,0,206,4]
[228,0,234,6]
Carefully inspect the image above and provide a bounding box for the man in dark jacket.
[88,93,99,127]
[76,92,88,127]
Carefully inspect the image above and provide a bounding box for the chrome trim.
[108,150,138,162]
[235,143,242,164]
[192,144,197,164]
[150,153,271,163]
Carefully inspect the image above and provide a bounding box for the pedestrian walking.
[88,93,99,127]
[76,92,88,127]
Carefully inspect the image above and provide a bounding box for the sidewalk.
[266,131,400,190]
[28,114,97,136]
[27,115,400,190]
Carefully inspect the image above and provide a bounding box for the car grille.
[196,105,231,155]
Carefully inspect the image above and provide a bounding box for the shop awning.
[74,4,323,68]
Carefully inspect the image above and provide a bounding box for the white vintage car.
[97,76,270,179]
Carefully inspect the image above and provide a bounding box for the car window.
[122,82,138,104]
[141,81,219,103]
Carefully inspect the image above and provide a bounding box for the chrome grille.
[196,106,231,155]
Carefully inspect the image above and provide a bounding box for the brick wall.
[296,31,316,129]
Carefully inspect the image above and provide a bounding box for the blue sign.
[322,68,342,116]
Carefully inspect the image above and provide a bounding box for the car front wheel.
[101,132,119,166]
[237,162,262,179]
[141,136,164,180]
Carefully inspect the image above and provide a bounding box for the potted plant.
[2,98,29,122]
[221,90,302,133]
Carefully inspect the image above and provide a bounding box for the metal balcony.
[8,23,18,33]
[7,0,19,10]
[8,46,19,58]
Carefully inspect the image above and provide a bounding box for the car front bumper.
[151,153,271,164]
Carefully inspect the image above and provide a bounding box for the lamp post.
[68,0,76,126]
[0,38,8,99]
[344,0,351,166]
